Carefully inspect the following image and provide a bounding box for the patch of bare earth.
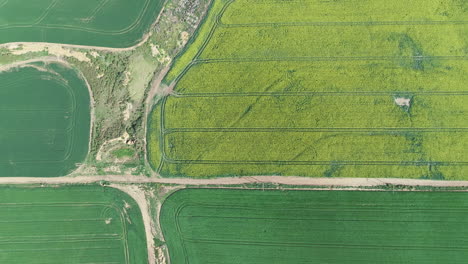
[122,71,131,86]
[0,56,67,73]
[9,44,90,62]
[123,102,133,121]
[395,97,411,107]
[95,133,131,161]
[180,31,190,46]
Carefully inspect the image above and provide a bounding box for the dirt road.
[2,175,468,187]
[2,174,467,264]
[0,56,69,72]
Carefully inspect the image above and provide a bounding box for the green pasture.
[0,62,90,177]
[148,0,468,178]
[0,185,147,264]
[161,188,468,264]
[0,0,164,47]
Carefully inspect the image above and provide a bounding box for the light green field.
[0,0,164,47]
[161,188,468,264]
[0,62,90,177]
[0,185,147,264]
[148,0,468,179]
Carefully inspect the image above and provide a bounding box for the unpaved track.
[0,56,68,72]
[2,175,468,187]
[0,38,147,52]
[111,184,156,264]
[142,65,171,168]
[2,174,467,264]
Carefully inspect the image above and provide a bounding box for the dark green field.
[0,0,164,47]
[0,62,90,177]
[0,185,147,264]
[161,188,468,263]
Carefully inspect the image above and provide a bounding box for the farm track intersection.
[1,0,468,263]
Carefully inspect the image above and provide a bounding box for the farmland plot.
[0,185,147,264]
[161,188,468,264]
[148,0,468,179]
[0,0,164,47]
[0,62,90,177]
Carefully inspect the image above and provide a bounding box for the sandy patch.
[180,31,190,46]
[150,43,160,57]
[156,247,167,264]
[103,166,121,173]
[0,57,70,75]
[9,44,90,62]
[123,71,131,86]
[149,43,171,64]
[89,51,100,58]
[96,133,131,161]
[123,102,133,121]
[395,97,411,107]
[6,44,20,50]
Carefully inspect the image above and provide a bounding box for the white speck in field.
[395,97,411,107]
[105,218,112,224]
[122,71,131,86]
[89,51,100,58]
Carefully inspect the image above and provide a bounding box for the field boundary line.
[161,158,468,167]
[179,236,468,250]
[172,90,468,97]
[219,20,468,28]
[162,127,468,134]
[195,55,468,64]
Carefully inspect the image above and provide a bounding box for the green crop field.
[148,0,468,179]
[161,188,468,264]
[0,0,163,47]
[0,185,147,264]
[0,62,90,177]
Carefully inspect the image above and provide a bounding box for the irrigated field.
[0,62,90,177]
[161,188,468,264]
[149,0,468,179]
[0,185,147,264]
[0,0,163,47]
